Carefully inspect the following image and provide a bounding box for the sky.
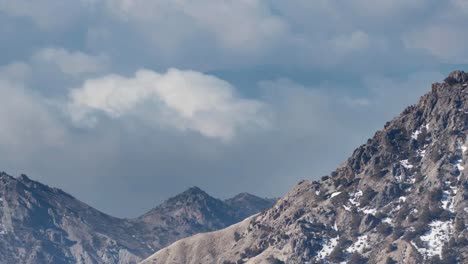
[0,0,467,217]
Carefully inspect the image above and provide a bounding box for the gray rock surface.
[143,71,468,264]
[0,175,274,264]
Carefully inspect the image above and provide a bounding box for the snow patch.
[357,206,377,215]
[455,159,464,171]
[317,237,339,259]
[441,181,458,213]
[441,191,455,213]
[349,190,362,206]
[361,208,377,215]
[0,224,6,235]
[400,159,413,169]
[411,124,430,141]
[346,235,369,254]
[417,148,427,158]
[382,218,393,226]
[330,192,341,198]
[416,220,453,259]
[411,128,422,140]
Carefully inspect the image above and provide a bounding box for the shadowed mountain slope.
[0,175,274,264]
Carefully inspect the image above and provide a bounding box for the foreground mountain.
[0,175,274,264]
[143,71,468,264]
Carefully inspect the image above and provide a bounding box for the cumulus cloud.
[33,48,108,76]
[0,0,95,30]
[402,25,468,64]
[451,0,468,14]
[68,68,270,141]
[342,0,425,18]
[3,0,463,72]
[331,31,370,54]
[104,0,286,54]
[0,0,466,217]
[0,62,31,82]
[0,67,65,153]
[0,53,447,216]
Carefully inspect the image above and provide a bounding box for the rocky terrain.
[0,174,274,264]
[135,187,276,251]
[143,71,468,264]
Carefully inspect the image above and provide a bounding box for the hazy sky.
[0,0,466,217]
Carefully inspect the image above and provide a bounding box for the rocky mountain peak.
[144,71,468,264]
[228,192,260,201]
[225,193,277,221]
[148,186,222,213]
[0,171,275,264]
[17,174,32,183]
[185,186,204,193]
[0,171,14,180]
[444,70,468,84]
[176,186,212,200]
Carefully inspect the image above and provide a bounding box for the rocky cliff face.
[143,71,468,264]
[0,175,274,264]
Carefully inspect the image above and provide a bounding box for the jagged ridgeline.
[143,71,468,264]
[0,174,275,264]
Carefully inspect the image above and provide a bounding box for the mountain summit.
[143,71,468,264]
[136,186,276,250]
[0,175,274,263]
[444,70,468,84]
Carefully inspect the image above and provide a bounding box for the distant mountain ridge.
[143,71,468,264]
[0,173,275,264]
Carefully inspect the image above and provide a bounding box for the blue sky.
[0,0,466,217]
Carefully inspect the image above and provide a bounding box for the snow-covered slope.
[143,71,468,264]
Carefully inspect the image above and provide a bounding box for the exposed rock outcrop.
[143,71,468,264]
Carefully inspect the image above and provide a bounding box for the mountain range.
[0,173,275,264]
[143,71,468,264]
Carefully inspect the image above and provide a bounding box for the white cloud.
[363,71,444,115]
[68,68,270,141]
[0,62,67,149]
[0,78,64,151]
[343,97,371,107]
[0,0,466,216]
[259,79,335,134]
[402,25,468,64]
[451,0,468,13]
[104,0,287,55]
[33,48,108,76]
[331,31,370,54]
[345,0,425,17]
[174,0,286,51]
[0,62,31,82]
[0,0,94,30]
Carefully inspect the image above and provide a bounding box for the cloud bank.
[68,69,269,140]
[0,0,465,216]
